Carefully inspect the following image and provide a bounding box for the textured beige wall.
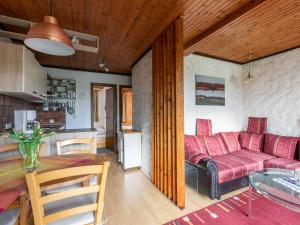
[132,48,300,177]
[243,48,300,136]
[184,54,244,135]
[132,50,152,177]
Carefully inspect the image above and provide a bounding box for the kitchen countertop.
[122,129,141,134]
[55,128,97,133]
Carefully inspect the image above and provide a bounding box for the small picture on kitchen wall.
[195,74,225,106]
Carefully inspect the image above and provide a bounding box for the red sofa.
[185,118,300,199]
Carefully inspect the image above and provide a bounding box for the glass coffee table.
[248,169,300,217]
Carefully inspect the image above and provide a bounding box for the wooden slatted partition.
[152,17,185,208]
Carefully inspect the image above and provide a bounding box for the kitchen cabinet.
[0,42,47,101]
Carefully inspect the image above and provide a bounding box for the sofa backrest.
[263,133,299,159]
[296,140,300,160]
[239,132,264,152]
[202,134,228,156]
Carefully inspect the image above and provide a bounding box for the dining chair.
[55,138,97,188]
[0,142,47,225]
[25,162,110,225]
[56,138,96,155]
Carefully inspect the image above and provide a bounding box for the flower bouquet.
[8,128,54,172]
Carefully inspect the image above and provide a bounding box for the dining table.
[0,153,112,225]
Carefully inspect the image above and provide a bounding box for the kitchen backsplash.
[0,94,41,129]
[37,110,66,129]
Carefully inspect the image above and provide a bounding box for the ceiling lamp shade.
[24,16,75,56]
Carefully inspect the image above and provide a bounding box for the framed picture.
[195,74,225,106]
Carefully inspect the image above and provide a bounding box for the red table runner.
[0,155,92,213]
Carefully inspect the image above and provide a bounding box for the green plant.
[9,128,53,152]
[7,128,54,172]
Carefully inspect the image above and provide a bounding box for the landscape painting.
[195,74,225,106]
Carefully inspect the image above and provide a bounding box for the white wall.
[46,68,131,129]
[242,48,300,136]
[184,54,244,135]
[95,88,106,130]
[132,51,152,177]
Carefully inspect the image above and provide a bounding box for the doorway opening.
[91,83,117,152]
[119,86,133,130]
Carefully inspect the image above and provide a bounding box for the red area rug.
[165,191,300,225]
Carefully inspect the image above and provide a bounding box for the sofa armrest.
[199,158,220,199]
[186,155,215,172]
[185,157,220,200]
[188,153,212,164]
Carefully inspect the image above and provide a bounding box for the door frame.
[90,83,117,151]
[119,85,132,130]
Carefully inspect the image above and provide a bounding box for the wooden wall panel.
[152,17,184,208]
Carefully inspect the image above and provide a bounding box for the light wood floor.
[103,155,246,225]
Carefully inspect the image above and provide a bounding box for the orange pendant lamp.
[24,2,74,56]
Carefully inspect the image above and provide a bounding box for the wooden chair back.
[56,138,96,155]
[0,142,47,160]
[25,162,110,225]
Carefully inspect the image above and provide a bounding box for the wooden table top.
[0,153,112,212]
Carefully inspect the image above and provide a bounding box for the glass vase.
[19,142,39,173]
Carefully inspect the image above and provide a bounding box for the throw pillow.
[239,132,264,152]
[247,117,267,134]
[196,119,212,136]
[203,134,228,156]
[220,132,241,152]
[264,133,298,159]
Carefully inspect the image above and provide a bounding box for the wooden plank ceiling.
[0,0,299,74]
[186,0,300,63]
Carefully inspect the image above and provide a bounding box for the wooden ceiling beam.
[184,0,267,55]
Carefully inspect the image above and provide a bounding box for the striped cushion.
[212,152,264,183]
[247,117,267,134]
[185,135,209,163]
[239,132,264,152]
[219,132,241,152]
[264,158,300,170]
[196,119,212,136]
[299,144,300,161]
[203,134,228,156]
[298,142,300,161]
[231,149,276,162]
[264,133,298,159]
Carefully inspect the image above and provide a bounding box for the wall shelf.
[47,78,76,100]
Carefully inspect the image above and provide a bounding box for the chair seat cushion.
[264,158,300,170]
[45,193,97,225]
[0,208,19,225]
[44,176,98,195]
[212,152,264,183]
[44,183,82,195]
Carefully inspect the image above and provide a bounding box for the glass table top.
[249,169,300,212]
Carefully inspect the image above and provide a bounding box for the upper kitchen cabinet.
[0,42,47,102]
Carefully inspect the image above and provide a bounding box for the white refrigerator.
[118,130,141,170]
